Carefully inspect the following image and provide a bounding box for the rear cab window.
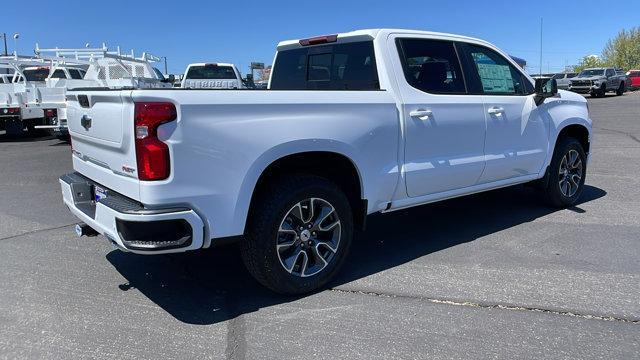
[22,68,50,82]
[186,65,237,80]
[270,41,379,90]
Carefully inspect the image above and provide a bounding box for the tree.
[573,55,607,72]
[601,27,640,70]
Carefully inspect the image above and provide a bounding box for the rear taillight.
[2,107,20,115]
[134,102,177,181]
[45,109,57,118]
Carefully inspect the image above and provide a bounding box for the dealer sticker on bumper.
[94,186,107,202]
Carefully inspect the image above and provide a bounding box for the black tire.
[542,137,587,207]
[599,84,607,97]
[241,174,353,294]
[616,82,624,96]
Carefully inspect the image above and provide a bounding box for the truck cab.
[180,63,243,89]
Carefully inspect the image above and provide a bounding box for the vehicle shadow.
[106,184,606,325]
[0,132,56,143]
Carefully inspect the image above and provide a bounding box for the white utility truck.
[32,45,171,138]
[0,56,52,134]
[180,62,243,89]
[61,29,592,294]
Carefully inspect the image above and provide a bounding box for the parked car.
[625,70,640,90]
[180,63,243,89]
[61,29,592,294]
[552,72,578,90]
[569,67,627,97]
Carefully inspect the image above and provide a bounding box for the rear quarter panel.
[131,89,400,240]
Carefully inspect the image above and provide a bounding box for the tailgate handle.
[81,115,92,130]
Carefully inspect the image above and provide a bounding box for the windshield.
[185,65,236,80]
[552,73,565,80]
[22,68,50,82]
[578,69,604,77]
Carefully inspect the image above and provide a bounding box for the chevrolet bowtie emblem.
[81,115,92,130]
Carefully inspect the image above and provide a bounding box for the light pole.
[12,33,19,55]
[162,56,168,75]
[1,33,7,56]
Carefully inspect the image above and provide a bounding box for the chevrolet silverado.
[60,29,592,294]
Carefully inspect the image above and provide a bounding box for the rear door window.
[51,69,67,79]
[185,65,237,80]
[395,38,466,94]
[270,41,379,90]
[68,69,84,79]
[458,43,531,95]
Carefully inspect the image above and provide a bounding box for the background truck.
[180,62,243,89]
[551,72,578,90]
[31,45,172,138]
[627,70,640,90]
[0,57,50,135]
[61,29,592,294]
[569,67,628,97]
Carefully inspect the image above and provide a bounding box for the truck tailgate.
[66,90,140,200]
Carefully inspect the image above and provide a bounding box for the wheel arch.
[233,141,367,235]
[555,123,591,155]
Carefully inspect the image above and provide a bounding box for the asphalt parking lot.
[1,92,639,359]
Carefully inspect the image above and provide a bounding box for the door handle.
[487,107,504,115]
[409,109,433,119]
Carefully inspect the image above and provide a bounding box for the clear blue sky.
[2,0,638,75]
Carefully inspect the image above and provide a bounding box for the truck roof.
[186,63,236,68]
[277,28,494,50]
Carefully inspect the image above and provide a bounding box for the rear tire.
[241,174,353,294]
[616,82,624,96]
[542,137,587,207]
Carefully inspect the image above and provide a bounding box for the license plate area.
[94,185,107,203]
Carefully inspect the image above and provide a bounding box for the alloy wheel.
[558,149,583,197]
[276,197,341,277]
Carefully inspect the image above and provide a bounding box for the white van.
[180,63,243,89]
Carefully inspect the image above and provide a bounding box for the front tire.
[599,84,607,97]
[241,175,353,294]
[542,137,587,207]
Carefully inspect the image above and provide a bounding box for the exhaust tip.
[75,223,98,237]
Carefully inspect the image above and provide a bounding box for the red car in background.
[627,70,640,90]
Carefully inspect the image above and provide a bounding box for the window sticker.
[472,52,515,93]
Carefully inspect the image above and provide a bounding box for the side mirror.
[167,74,175,83]
[534,78,558,105]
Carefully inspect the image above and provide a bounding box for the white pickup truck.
[60,29,592,294]
[180,62,243,89]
